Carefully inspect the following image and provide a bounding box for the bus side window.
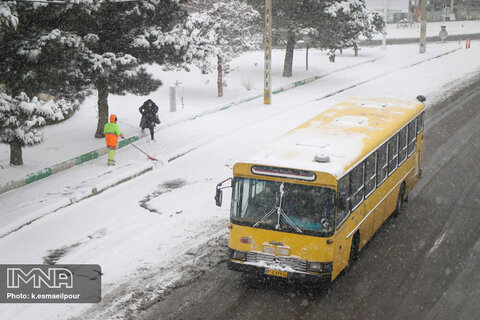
[337,175,350,228]
[350,163,364,211]
[364,152,376,198]
[377,143,388,186]
[416,112,424,133]
[388,135,398,175]
[398,127,408,165]
[408,120,417,156]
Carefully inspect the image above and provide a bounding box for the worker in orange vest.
[104,114,125,165]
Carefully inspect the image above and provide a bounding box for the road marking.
[427,229,451,257]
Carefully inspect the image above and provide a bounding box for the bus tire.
[394,182,406,217]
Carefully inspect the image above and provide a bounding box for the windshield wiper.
[253,207,277,228]
[275,183,303,234]
[278,209,303,234]
[252,183,303,234]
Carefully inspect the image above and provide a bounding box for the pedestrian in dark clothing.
[139,99,160,140]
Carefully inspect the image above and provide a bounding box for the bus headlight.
[229,248,247,261]
[307,261,333,273]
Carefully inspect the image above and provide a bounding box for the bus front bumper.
[228,259,332,282]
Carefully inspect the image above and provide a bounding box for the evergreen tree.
[151,10,218,74]
[1,1,212,141]
[179,1,261,97]
[320,0,384,58]
[206,0,261,97]
[248,0,326,77]
[0,1,18,34]
[56,0,188,137]
[0,2,88,165]
[248,0,383,75]
[0,92,76,165]
[0,0,213,164]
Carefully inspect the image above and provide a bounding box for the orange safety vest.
[104,114,124,149]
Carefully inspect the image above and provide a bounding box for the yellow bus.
[215,96,426,281]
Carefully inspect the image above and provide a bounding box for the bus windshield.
[231,178,335,237]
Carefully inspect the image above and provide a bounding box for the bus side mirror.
[215,177,232,207]
[416,95,426,103]
[215,188,223,207]
[338,193,348,211]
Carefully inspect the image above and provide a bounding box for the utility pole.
[408,0,411,21]
[382,0,388,50]
[419,0,427,53]
[264,0,272,105]
[443,0,446,23]
[306,44,309,71]
[450,0,455,20]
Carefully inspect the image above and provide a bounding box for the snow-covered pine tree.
[0,1,18,34]
[359,5,385,43]
[205,0,261,97]
[0,93,76,165]
[321,0,385,58]
[248,0,326,77]
[177,1,261,97]
[0,2,88,165]
[2,1,215,139]
[147,10,218,74]
[1,1,218,162]
[55,0,189,138]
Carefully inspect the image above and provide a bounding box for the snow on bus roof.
[242,96,424,179]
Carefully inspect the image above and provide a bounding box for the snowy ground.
[1,21,480,320]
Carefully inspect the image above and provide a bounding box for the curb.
[0,136,141,195]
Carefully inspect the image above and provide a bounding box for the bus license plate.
[265,268,288,278]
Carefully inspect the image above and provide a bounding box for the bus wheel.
[394,183,406,217]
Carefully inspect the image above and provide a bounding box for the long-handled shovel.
[129,141,158,161]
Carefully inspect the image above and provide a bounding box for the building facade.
[410,0,480,21]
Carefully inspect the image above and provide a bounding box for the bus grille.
[246,252,307,272]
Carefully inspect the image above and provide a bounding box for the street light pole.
[264,0,272,105]
[408,0,411,21]
[443,1,446,23]
[419,0,427,53]
[450,0,455,20]
[382,0,388,50]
